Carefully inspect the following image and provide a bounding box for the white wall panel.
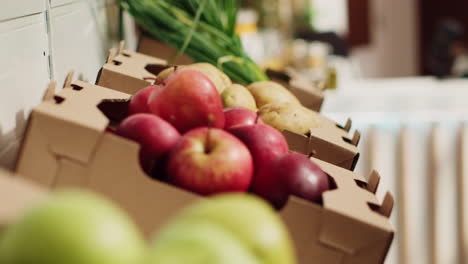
[1,0,46,21]
[0,13,50,169]
[50,1,107,86]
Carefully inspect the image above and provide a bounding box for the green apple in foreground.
[0,191,145,264]
[148,220,261,264]
[149,194,296,264]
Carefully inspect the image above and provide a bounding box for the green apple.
[148,220,261,264]
[221,84,258,111]
[157,194,296,264]
[0,191,145,264]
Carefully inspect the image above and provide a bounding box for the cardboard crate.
[283,117,361,171]
[96,44,167,95]
[0,169,47,229]
[96,49,359,170]
[16,78,393,264]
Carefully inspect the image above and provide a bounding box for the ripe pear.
[221,84,257,111]
[247,81,300,108]
[259,102,321,135]
[157,63,231,94]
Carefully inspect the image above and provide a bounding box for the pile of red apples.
[116,69,330,209]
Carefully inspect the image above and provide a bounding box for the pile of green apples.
[0,191,296,264]
[116,64,330,209]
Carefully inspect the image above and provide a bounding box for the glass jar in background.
[237,9,265,64]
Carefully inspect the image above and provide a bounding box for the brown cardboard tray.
[16,79,393,264]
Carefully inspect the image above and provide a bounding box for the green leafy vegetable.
[117,0,269,85]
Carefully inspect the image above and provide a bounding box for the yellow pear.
[247,81,300,108]
[157,63,231,94]
[258,102,321,135]
[221,84,257,111]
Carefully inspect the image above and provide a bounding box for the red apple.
[167,127,253,195]
[228,124,288,171]
[228,124,289,208]
[148,69,225,133]
[128,85,160,115]
[253,158,289,209]
[223,107,264,130]
[282,153,329,203]
[256,152,329,208]
[116,113,181,174]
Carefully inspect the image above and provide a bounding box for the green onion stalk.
[117,0,269,85]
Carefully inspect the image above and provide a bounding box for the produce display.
[0,191,296,264]
[1,1,395,263]
[115,65,331,209]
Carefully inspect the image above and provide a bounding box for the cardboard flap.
[309,126,359,165]
[311,158,393,254]
[283,116,359,170]
[97,49,167,95]
[336,118,352,132]
[32,81,130,164]
[0,170,47,226]
[367,170,381,194]
[87,133,199,237]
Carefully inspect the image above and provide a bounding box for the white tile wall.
[0,0,138,168]
[50,1,108,86]
[1,0,46,21]
[0,13,50,169]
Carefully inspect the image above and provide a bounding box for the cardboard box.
[16,79,393,263]
[96,45,167,95]
[96,49,358,170]
[0,169,47,229]
[138,34,194,65]
[283,117,361,171]
[267,69,325,112]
